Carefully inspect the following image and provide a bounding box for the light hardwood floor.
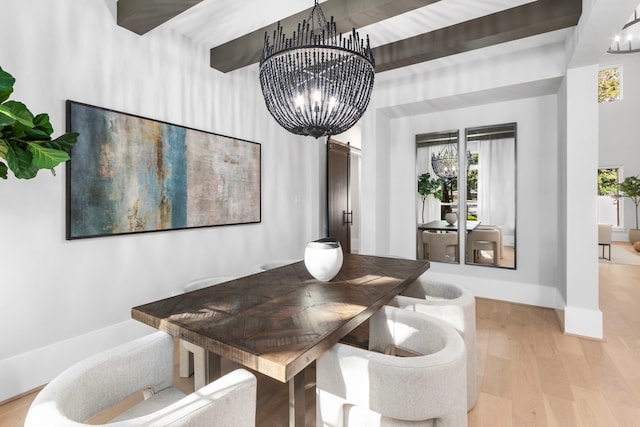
[2,262,638,426]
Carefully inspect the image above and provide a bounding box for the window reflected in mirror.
[465,124,517,269]
[416,130,461,264]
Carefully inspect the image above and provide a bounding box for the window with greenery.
[598,66,622,103]
[466,152,478,219]
[598,167,620,226]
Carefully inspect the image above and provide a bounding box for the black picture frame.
[66,101,261,239]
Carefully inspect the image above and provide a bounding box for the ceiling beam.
[373,0,581,72]
[117,0,204,35]
[209,0,441,73]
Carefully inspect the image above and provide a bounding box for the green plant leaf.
[0,69,78,181]
[45,132,78,152]
[0,100,34,127]
[5,141,37,179]
[0,139,7,159]
[417,172,442,200]
[0,111,14,127]
[27,143,70,169]
[0,67,15,104]
[33,113,53,136]
[24,126,52,140]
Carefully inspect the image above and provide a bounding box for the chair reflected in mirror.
[423,230,458,262]
[467,228,501,265]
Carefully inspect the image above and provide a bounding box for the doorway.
[327,139,361,254]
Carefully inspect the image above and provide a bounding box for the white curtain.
[477,138,516,244]
[416,145,441,223]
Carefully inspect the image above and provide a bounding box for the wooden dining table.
[419,219,481,232]
[131,253,429,427]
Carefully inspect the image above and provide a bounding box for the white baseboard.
[0,320,157,402]
[563,305,603,339]
[423,270,563,309]
[613,229,629,242]
[351,237,360,253]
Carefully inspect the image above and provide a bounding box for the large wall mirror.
[416,130,461,264]
[465,123,517,269]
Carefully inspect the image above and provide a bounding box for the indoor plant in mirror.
[0,66,78,180]
[617,175,640,244]
[418,172,442,223]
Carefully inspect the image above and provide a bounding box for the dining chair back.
[24,331,257,426]
[422,230,458,262]
[317,305,467,427]
[391,276,478,411]
[467,228,501,264]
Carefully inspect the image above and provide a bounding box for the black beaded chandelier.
[431,143,470,180]
[608,5,640,54]
[259,0,375,139]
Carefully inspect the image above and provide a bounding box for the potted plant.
[417,172,442,223]
[0,66,78,180]
[617,175,640,243]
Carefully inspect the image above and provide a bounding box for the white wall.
[358,39,568,309]
[562,65,602,338]
[382,97,562,307]
[599,54,640,234]
[0,0,321,401]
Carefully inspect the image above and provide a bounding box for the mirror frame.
[415,129,461,264]
[463,123,517,269]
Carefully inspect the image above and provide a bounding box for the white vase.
[445,212,457,225]
[304,238,344,282]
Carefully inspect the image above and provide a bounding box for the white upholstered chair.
[316,305,467,427]
[392,276,478,411]
[598,223,612,260]
[467,228,500,265]
[474,224,503,259]
[24,331,257,427]
[176,276,236,389]
[422,230,458,262]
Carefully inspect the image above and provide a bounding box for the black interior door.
[327,140,351,254]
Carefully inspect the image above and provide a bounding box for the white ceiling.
[147,0,640,74]
[148,0,577,113]
[161,0,539,53]
[136,0,639,113]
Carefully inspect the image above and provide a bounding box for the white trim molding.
[0,320,156,402]
[563,305,603,339]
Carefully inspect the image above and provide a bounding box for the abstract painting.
[66,101,261,239]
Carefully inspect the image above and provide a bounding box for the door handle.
[343,210,353,225]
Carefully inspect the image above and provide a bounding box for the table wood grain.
[419,220,481,232]
[132,254,429,383]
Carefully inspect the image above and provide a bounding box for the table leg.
[288,372,306,427]
[204,351,221,385]
[188,345,221,390]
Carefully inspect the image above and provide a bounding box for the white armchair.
[317,305,467,427]
[392,276,478,411]
[24,331,257,427]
